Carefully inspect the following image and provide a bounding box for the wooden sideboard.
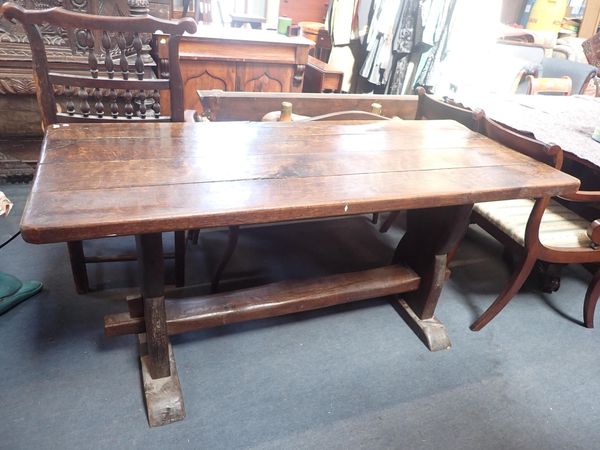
[154,26,313,111]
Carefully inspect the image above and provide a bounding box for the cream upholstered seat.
[474,198,593,249]
[469,115,600,331]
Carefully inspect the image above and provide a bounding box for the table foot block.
[394,298,451,352]
[138,334,185,427]
[105,265,421,337]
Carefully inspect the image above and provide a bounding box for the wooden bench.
[197,90,419,121]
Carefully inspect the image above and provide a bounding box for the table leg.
[393,204,473,351]
[136,233,185,427]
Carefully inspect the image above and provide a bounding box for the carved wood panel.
[237,63,292,92]
[181,62,236,110]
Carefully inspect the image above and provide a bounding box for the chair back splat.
[0,3,197,129]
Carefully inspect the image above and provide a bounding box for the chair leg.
[174,231,186,288]
[379,211,400,233]
[371,213,379,224]
[67,240,89,294]
[211,226,239,293]
[470,253,537,331]
[583,270,600,328]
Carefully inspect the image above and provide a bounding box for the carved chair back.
[414,86,482,132]
[0,3,197,129]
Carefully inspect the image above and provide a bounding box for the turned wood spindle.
[79,87,90,117]
[86,29,98,79]
[139,90,147,119]
[94,88,104,117]
[109,88,118,118]
[118,32,129,80]
[102,31,114,79]
[152,90,161,118]
[65,85,75,116]
[133,32,144,80]
[124,89,134,119]
[279,102,293,122]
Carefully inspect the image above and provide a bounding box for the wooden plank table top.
[21,119,579,244]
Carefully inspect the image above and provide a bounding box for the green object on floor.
[0,272,21,298]
[0,272,42,315]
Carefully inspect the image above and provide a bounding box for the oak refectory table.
[20,119,579,426]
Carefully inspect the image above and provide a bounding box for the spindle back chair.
[0,3,197,129]
[0,3,197,293]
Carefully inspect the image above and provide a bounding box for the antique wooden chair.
[470,115,600,330]
[0,3,197,293]
[378,86,482,233]
[526,75,572,95]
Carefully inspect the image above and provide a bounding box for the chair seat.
[473,198,592,249]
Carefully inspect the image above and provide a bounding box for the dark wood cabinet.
[154,27,313,111]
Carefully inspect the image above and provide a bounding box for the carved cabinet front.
[154,28,313,111]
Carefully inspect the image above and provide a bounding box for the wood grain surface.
[21,120,580,244]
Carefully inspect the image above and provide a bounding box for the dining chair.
[0,3,197,293]
[378,86,482,233]
[469,114,600,330]
[209,106,391,292]
[526,75,572,95]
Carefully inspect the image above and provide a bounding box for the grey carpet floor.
[1,183,600,450]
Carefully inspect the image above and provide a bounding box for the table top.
[458,94,600,169]
[157,25,314,46]
[20,120,579,244]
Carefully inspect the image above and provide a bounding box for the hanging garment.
[327,0,373,92]
[386,0,421,94]
[413,0,458,90]
[359,0,403,85]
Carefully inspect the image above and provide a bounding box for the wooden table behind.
[459,94,600,169]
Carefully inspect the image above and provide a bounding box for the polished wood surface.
[21,120,579,244]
